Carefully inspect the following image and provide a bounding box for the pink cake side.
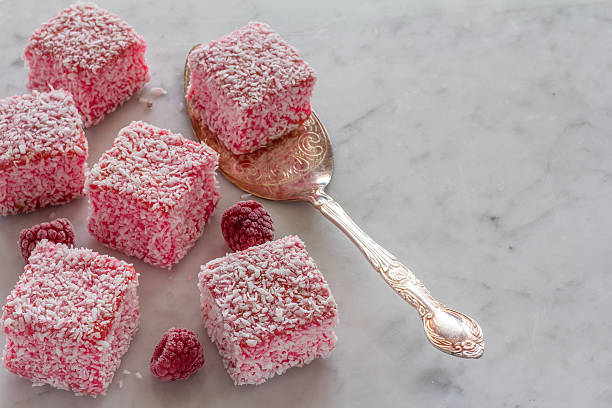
[88,172,218,268]
[23,3,149,127]
[1,240,140,396]
[0,90,87,215]
[187,22,316,155]
[87,121,220,269]
[198,235,338,385]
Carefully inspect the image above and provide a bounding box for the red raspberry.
[221,200,274,251]
[18,218,75,262]
[150,328,205,382]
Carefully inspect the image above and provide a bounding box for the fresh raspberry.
[221,200,274,251]
[150,328,205,382]
[18,218,75,262]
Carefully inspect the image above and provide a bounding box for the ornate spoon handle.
[308,190,484,359]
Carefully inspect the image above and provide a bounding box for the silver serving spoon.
[184,47,484,359]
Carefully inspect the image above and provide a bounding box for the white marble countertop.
[1,0,611,406]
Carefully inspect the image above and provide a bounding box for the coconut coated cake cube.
[87,121,220,269]
[198,235,338,385]
[187,22,316,155]
[0,90,87,215]
[1,240,140,396]
[24,3,149,127]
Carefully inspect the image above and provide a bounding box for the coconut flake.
[151,87,167,96]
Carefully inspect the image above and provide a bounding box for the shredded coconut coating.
[1,240,140,396]
[198,235,338,385]
[0,90,87,215]
[187,22,316,154]
[24,3,149,127]
[87,121,220,268]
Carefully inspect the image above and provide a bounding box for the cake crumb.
[138,97,153,108]
[134,372,143,379]
[118,379,124,389]
[122,369,131,375]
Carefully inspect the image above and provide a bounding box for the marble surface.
[1,0,611,406]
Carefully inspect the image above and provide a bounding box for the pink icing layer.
[187,22,316,155]
[23,3,149,127]
[87,121,220,269]
[1,240,140,396]
[199,235,338,385]
[0,90,87,215]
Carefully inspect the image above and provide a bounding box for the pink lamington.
[23,3,149,127]
[87,121,220,269]
[1,240,139,396]
[198,235,338,385]
[187,22,316,155]
[0,89,87,216]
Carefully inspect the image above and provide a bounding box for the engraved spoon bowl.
[184,46,484,359]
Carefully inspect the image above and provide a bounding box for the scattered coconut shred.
[137,86,167,109]
[151,87,167,96]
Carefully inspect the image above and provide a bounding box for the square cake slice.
[24,3,149,127]
[198,235,338,385]
[87,121,220,269]
[0,90,87,215]
[187,22,316,155]
[1,240,139,396]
